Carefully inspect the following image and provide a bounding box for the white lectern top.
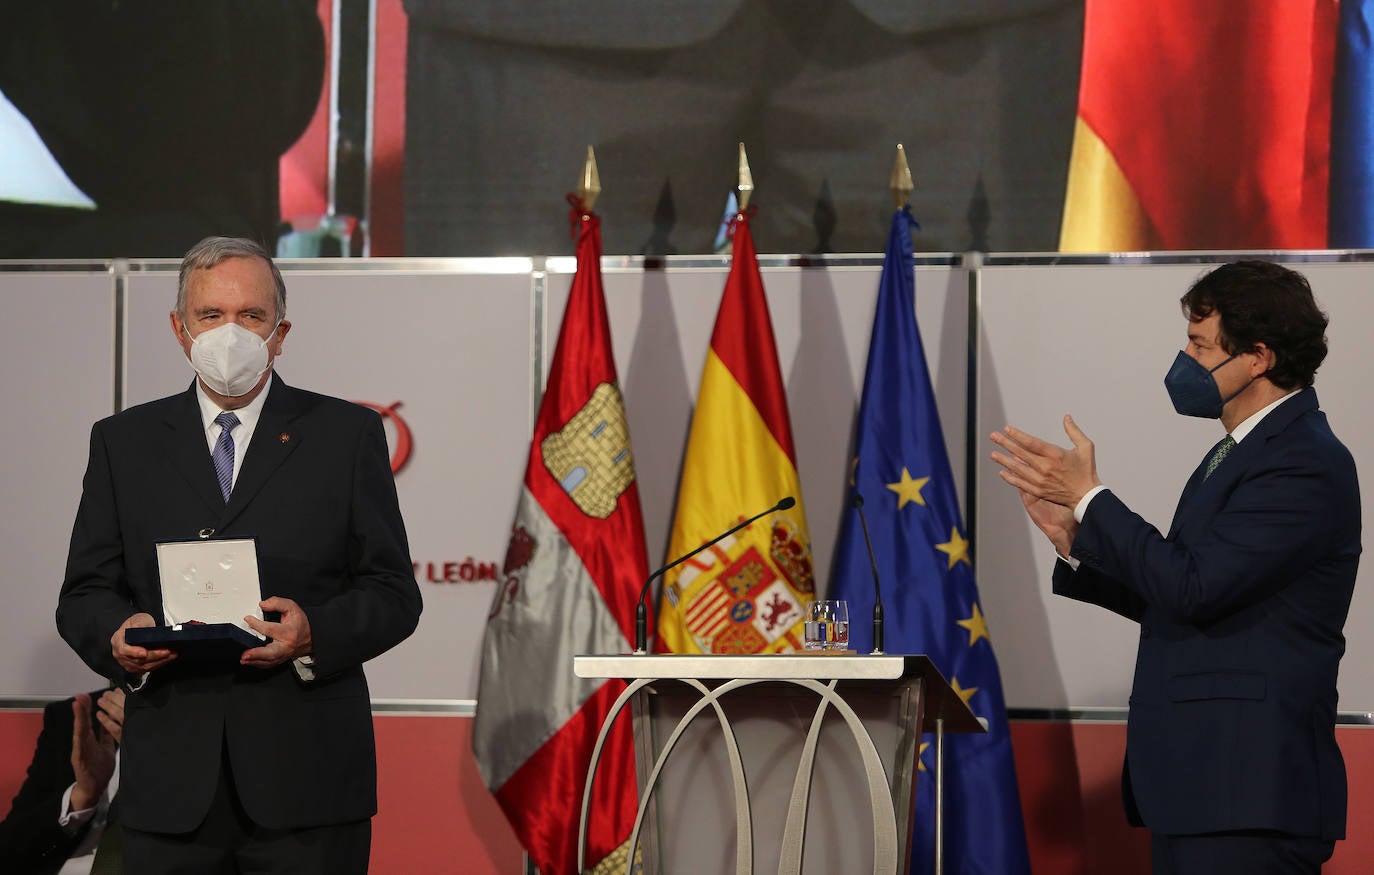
[574,653,984,734]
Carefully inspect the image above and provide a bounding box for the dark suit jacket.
[0,696,106,875]
[1053,389,1360,840]
[56,377,421,834]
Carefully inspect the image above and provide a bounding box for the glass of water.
[803,600,850,651]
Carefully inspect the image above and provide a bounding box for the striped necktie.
[212,412,240,501]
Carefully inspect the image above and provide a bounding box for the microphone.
[634,496,796,654]
[852,493,885,654]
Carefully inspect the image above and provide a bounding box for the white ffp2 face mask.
[184,321,278,397]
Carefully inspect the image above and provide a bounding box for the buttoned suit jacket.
[1053,389,1360,839]
[56,377,421,834]
[0,695,105,875]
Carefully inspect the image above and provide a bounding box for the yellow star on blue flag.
[935,527,971,569]
[957,603,991,646]
[886,467,930,508]
[950,677,979,706]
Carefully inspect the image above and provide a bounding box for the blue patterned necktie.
[212,412,241,501]
[1203,434,1236,481]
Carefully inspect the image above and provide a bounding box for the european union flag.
[830,207,1030,875]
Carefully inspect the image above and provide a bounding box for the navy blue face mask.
[1163,350,1244,419]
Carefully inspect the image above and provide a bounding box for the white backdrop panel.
[0,269,115,696]
[16,257,1365,709]
[543,261,969,602]
[124,265,537,700]
[976,262,1374,712]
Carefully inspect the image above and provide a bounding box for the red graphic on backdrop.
[354,401,412,474]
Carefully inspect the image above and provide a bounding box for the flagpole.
[737,142,754,211]
[891,142,945,875]
[478,142,653,875]
[890,143,913,209]
[579,144,601,210]
[657,140,819,660]
[935,716,945,875]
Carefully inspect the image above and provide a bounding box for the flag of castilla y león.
[656,208,816,655]
[472,199,644,875]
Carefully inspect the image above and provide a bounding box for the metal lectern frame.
[573,654,982,875]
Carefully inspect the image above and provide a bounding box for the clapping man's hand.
[69,688,124,811]
[991,415,1103,555]
[990,415,1102,508]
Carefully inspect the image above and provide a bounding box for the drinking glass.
[803,600,850,651]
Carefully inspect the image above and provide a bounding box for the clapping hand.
[69,688,124,811]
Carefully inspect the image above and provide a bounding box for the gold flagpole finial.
[890,143,914,209]
[737,142,754,211]
[578,145,601,211]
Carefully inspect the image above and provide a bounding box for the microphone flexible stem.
[853,493,885,655]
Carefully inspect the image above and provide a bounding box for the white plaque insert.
[155,538,266,639]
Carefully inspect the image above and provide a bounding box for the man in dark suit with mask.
[990,260,1360,874]
[56,236,421,874]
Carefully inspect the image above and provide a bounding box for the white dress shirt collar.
[194,374,274,489]
[1230,388,1300,445]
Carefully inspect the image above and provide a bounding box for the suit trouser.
[122,740,370,875]
[1151,831,1335,875]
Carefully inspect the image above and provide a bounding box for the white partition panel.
[0,268,115,696]
[976,260,1374,713]
[13,255,1367,710]
[1282,262,1374,715]
[544,258,969,598]
[124,263,537,699]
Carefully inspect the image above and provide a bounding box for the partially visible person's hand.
[70,693,116,812]
[241,596,313,669]
[95,687,126,745]
[111,612,176,674]
[990,415,1102,508]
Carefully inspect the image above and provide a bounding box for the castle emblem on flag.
[541,382,635,519]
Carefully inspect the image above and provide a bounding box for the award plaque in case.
[126,538,267,659]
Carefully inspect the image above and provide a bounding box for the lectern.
[573,654,982,875]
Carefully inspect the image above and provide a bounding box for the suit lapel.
[219,378,304,529]
[1168,459,1211,537]
[1168,389,1319,537]
[163,385,227,515]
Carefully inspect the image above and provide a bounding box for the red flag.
[473,200,645,874]
[1061,0,1336,250]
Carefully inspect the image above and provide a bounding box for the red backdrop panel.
[2,712,1370,872]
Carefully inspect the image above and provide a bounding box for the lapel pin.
[279,433,291,444]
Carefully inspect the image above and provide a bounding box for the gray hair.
[176,237,287,322]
